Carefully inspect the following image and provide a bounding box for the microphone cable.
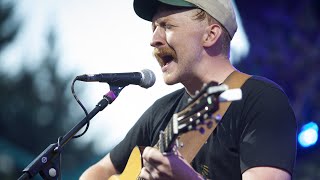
[71,77,90,139]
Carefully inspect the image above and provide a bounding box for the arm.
[80,153,118,180]
[242,167,291,180]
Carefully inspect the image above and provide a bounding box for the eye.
[152,21,176,32]
[159,22,175,30]
[164,24,173,30]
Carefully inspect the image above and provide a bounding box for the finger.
[143,160,155,173]
[143,164,161,180]
[142,149,172,178]
[139,167,153,180]
[142,147,169,165]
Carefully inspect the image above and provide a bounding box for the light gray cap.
[133,0,238,39]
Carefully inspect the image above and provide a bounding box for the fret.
[169,120,172,148]
[164,127,168,151]
[159,130,165,153]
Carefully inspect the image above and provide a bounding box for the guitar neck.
[154,117,179,153]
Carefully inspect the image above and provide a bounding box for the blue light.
[298,122,319,148]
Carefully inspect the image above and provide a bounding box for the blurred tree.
[0,0,19,51]
[0,1,96,179]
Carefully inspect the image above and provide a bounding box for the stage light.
[298,122,318,148]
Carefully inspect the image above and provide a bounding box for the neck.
[182,56,236,96]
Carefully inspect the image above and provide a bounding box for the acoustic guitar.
[109,82,231,180]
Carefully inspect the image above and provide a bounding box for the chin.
[163,76,179,85]
[164,81,176,85]
[162,71,182,85]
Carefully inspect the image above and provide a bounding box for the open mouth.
[153,47,177,67]
[160,55,174,66]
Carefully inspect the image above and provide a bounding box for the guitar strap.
[177,70,251,163]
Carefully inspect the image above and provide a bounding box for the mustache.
[153,47,177,60]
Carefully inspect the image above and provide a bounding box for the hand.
[138,147,203,180]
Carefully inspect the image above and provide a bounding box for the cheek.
[166,30,204,61]
[165,31,175,46]
[166,32,190,53]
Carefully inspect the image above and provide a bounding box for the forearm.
[242,167,291,180]
[80,164,110,180]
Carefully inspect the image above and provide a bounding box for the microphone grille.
[140,69,156,88]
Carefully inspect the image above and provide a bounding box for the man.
[81,0,296,179]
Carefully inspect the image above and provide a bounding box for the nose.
[150,26,165,48]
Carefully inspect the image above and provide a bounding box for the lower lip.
[161,62,171,72]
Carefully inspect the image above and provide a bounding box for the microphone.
[76,69,156,88]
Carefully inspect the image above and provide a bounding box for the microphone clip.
[104,85,125,104]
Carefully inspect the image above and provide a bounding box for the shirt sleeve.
[109,104,154,173]
[239,85,297,175]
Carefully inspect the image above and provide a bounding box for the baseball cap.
[133,0,238,39]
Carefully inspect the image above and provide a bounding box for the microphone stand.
[18,86,125,180]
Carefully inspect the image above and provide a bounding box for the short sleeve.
[239,85,297,175]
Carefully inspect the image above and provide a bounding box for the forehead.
[152,4,197,23]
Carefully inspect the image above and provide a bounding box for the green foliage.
[0,0,20,51]
[0,1,97,179]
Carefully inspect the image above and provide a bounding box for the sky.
[1,0,249,153]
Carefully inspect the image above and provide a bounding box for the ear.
[202,24,222,48]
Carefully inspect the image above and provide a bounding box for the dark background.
[0,0,319,179]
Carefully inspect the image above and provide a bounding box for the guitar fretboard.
[154,117,179,153]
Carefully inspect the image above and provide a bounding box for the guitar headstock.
[158,81,231,153]
[175,81,229,134]
[158,81,242,153]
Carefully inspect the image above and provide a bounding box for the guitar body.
[108,146,142,180]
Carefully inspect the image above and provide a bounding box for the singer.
[80,0,296,179]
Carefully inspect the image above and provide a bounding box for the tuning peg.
[197,127,205,134]
[196,118,201,125]
[215,114,222,121]
[206,121,213,129]
[174,139,184,148]
[189,117,194,122]
[202,83,207,88]
[203,113,209,120]
[188,97,193,103]
[177,141,184,148]
[195,90,200,95]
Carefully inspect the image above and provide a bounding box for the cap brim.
[133,0,158,21]
[133,0,195,21]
